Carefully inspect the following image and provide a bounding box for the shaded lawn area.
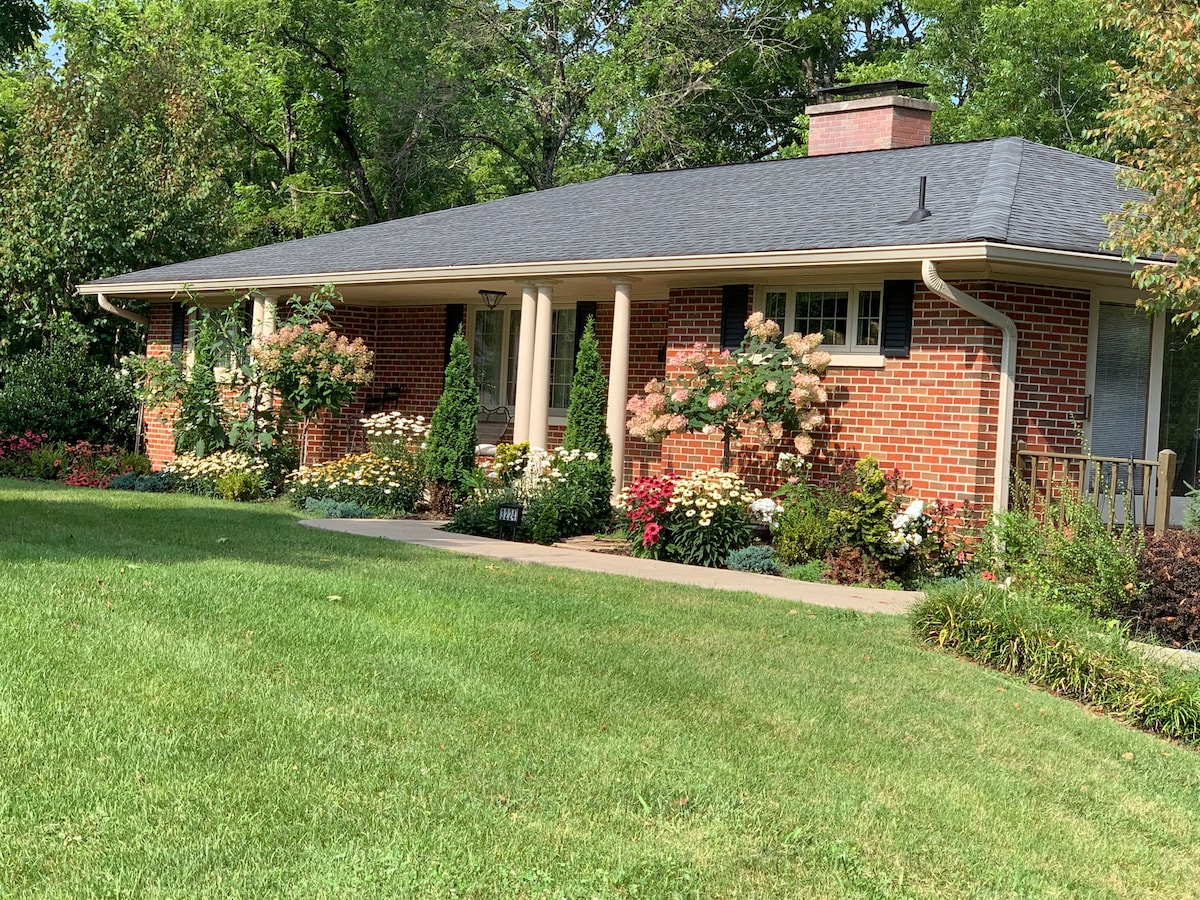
[3,480,1200,898]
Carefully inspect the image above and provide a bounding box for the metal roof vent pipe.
[903,176,932,224]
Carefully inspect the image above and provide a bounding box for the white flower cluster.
[668,468,760,529]
[506,446,600,500]
[360,411,428,442]
[749,497,781,527]
[890,499,929,554]
[776,451,809,482]
[166,450,267,485]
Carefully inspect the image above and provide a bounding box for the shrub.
[913,580,1200,744]
[215,470,267,502]
[493,442,530,479]
[109,471,175,492]
[727,545,780,575]
[616,469,755,567]
[625,313,830,463]
[286,453,421,515]
[361,411,428,462]
[563,317,613,514]
[56,441,150,489]
[784,560,828,582]
[168,450,269,499]
[985,490,1142,617]
[1185,485,1200,532]
[448,447,610,544]
[250,292,373,422]
[827,457,900,567]
[1122,531,1200,649]
[302,497,378,519]
[774,505,834,566]
[0,431,49,478]
[0,341,137,446]
[424,330,479,514]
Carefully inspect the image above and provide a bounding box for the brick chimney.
[806,80,937,156]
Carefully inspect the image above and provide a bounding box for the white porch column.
[606,278,635,494]
[252,294,277,341]
[512,282,538,444]
[527,281,556,450]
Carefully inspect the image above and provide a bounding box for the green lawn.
[3,480,1200,898]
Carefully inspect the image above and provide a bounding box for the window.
[760,285,883,353]
[471,306,578,412]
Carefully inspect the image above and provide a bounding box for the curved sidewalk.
[301,518,920,615]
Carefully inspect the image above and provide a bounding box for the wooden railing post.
[1155,449,1177,536]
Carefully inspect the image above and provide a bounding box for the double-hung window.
[759,285,884,354]
[471,307,579,413]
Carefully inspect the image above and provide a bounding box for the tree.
[0,0,232,360]
[626,314,830,470]
[1103,0,1200,319]
[842,0,1127,155]
[562,316,612,527]
[424,329,480,514]
[0,0,44,63]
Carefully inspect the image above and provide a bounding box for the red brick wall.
[143,303,178,468]
[141,301,451,468]
[621,280,1092,510]
[142,279,1092,512]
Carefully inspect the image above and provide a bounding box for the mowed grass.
[3,481,1200,898]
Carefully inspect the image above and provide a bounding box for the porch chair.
[475,405,512,457]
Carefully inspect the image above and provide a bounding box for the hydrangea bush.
[286,453,423,516]
[626,314,831,466]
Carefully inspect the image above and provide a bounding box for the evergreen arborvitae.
[562,316,613,529]
[563,316,611,457]
[424,329,479,514]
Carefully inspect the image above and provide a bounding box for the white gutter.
[97,292,148,325]
[75,241,1142,298]
[921,260,1017,513]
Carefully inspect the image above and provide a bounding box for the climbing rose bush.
[626,313,830,459]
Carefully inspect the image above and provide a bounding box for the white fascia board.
[76,241,1145,298]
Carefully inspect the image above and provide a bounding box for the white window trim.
[754,283,887,368]
[467,304,579,417]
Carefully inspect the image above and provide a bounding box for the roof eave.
[78,241,1147,299]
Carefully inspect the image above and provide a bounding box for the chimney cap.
[816,80,929,103]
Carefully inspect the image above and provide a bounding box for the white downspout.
[921,260,1017,513]
[97,292,149,326]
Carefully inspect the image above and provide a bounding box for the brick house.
[80,81,1187,518]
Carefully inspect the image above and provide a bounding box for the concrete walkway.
[300,517,920,615]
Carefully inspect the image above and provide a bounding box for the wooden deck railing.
[1014,442,1177,536]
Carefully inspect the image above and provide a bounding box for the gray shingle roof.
[90,137,1132,288]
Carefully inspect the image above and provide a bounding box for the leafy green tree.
[424,329,480,514]
[0,0,45,63]
[843,0,1127,155]
[0,0,231,359]
[1103,0,1200,318]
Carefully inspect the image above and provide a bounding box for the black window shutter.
[881,280,915,358]
[170,303,186,356]
[574,301,598,354]
[721,284,751,350]
[444,304,466,365]
[242,298,254,334]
